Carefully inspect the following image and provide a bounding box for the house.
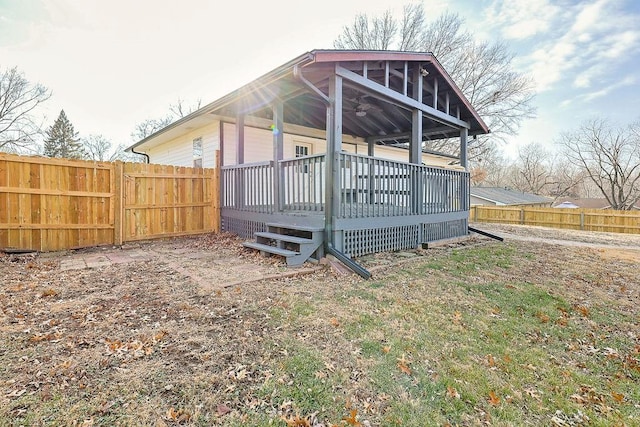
[127,50,489,267]
[553,198,639,210]
[470,187,552,207]
[553,201,580,209]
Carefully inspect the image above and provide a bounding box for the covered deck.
[222,151,469,257]
[126,50,489,262]
[212,50,488,259]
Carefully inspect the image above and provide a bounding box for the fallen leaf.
[446,386,460,399]
[41,288,58,297]
[452,311,462,325]
[342,409,362,426]
[397,354,411,375]
[488,390,500,406]
[398,362,411,375]
[165,407,190,423]
[536,312,550,323]
[216,403,231,417]
[487,354,496,368]
[329,318,340,327]
[611,391,624,403]
[575,305,590,317]
[154,331,168,341]
[381,346,390,354]
[570,394,586,404]
[281,414,311,427]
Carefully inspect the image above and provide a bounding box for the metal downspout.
[130,147,150,164]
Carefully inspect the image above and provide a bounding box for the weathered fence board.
[471,205,640,234]
[0,152,220,252]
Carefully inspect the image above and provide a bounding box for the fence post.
[113,161,124,246]
[213,150,221,233]
[520,207,525,225]
[580,211,585,231]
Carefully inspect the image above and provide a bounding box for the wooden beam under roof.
[336,66,469,129]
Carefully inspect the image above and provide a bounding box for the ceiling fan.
[348,96,382,117]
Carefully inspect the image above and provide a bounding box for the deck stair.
[243,223,324,266]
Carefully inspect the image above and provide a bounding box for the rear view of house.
[128,50,489,265]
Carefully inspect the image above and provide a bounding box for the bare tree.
[131,116,174,141]
[131,98,202,141]
[509,143,551,194]
[546,157,585,200]
[559,118,640,210]
[468,144,510,187]
[82,134,112,161]
[169,98,202,119]
[334,5,536,158]
[0,66,51,153]
[334,10,397,50]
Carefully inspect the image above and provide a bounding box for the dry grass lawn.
[0,229,638,426]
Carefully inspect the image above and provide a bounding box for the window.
[295,143,312,173]
[295,144,309,158]
[193,137,203,168]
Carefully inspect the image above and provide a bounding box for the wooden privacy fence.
[470,205,640,234]
[0,152,220,252]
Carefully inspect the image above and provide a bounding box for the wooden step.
[255,232,314,245]
[266,223,324,232]
[242,241,299,257]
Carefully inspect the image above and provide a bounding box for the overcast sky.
[1,0,639,158]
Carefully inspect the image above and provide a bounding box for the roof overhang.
[128,49,490,154]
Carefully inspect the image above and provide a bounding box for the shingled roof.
[471,187,552,206]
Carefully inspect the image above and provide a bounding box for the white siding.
[147,120,459,171]
[146,122,220,167]
[222,123,331,165]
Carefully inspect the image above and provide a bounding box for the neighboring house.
[471,187,552,207]
[553,201,580,209]
[127,50,489,266]
[553,198,639,210]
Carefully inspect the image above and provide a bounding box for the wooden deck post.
[235,114,245,165]
[235,114,245,209]
[273,100,284,212]
[460,128,468,170]
[326,70,343,249]
[410,64,424,215]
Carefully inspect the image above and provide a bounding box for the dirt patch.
[471,221,640,247]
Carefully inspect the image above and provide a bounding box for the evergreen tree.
[43,110,84,159]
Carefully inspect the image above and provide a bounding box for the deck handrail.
[221,160,275,213]
[279,154,326,212]
[221,153,469,218]
[337,152,469,218]
[221,160,273,170]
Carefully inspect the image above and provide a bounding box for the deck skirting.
[222,209,469,258]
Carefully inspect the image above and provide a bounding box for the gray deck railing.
[221,161,274,213]
[221,153,469,218]
[338,152,469,218]
[279,154,326,212]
